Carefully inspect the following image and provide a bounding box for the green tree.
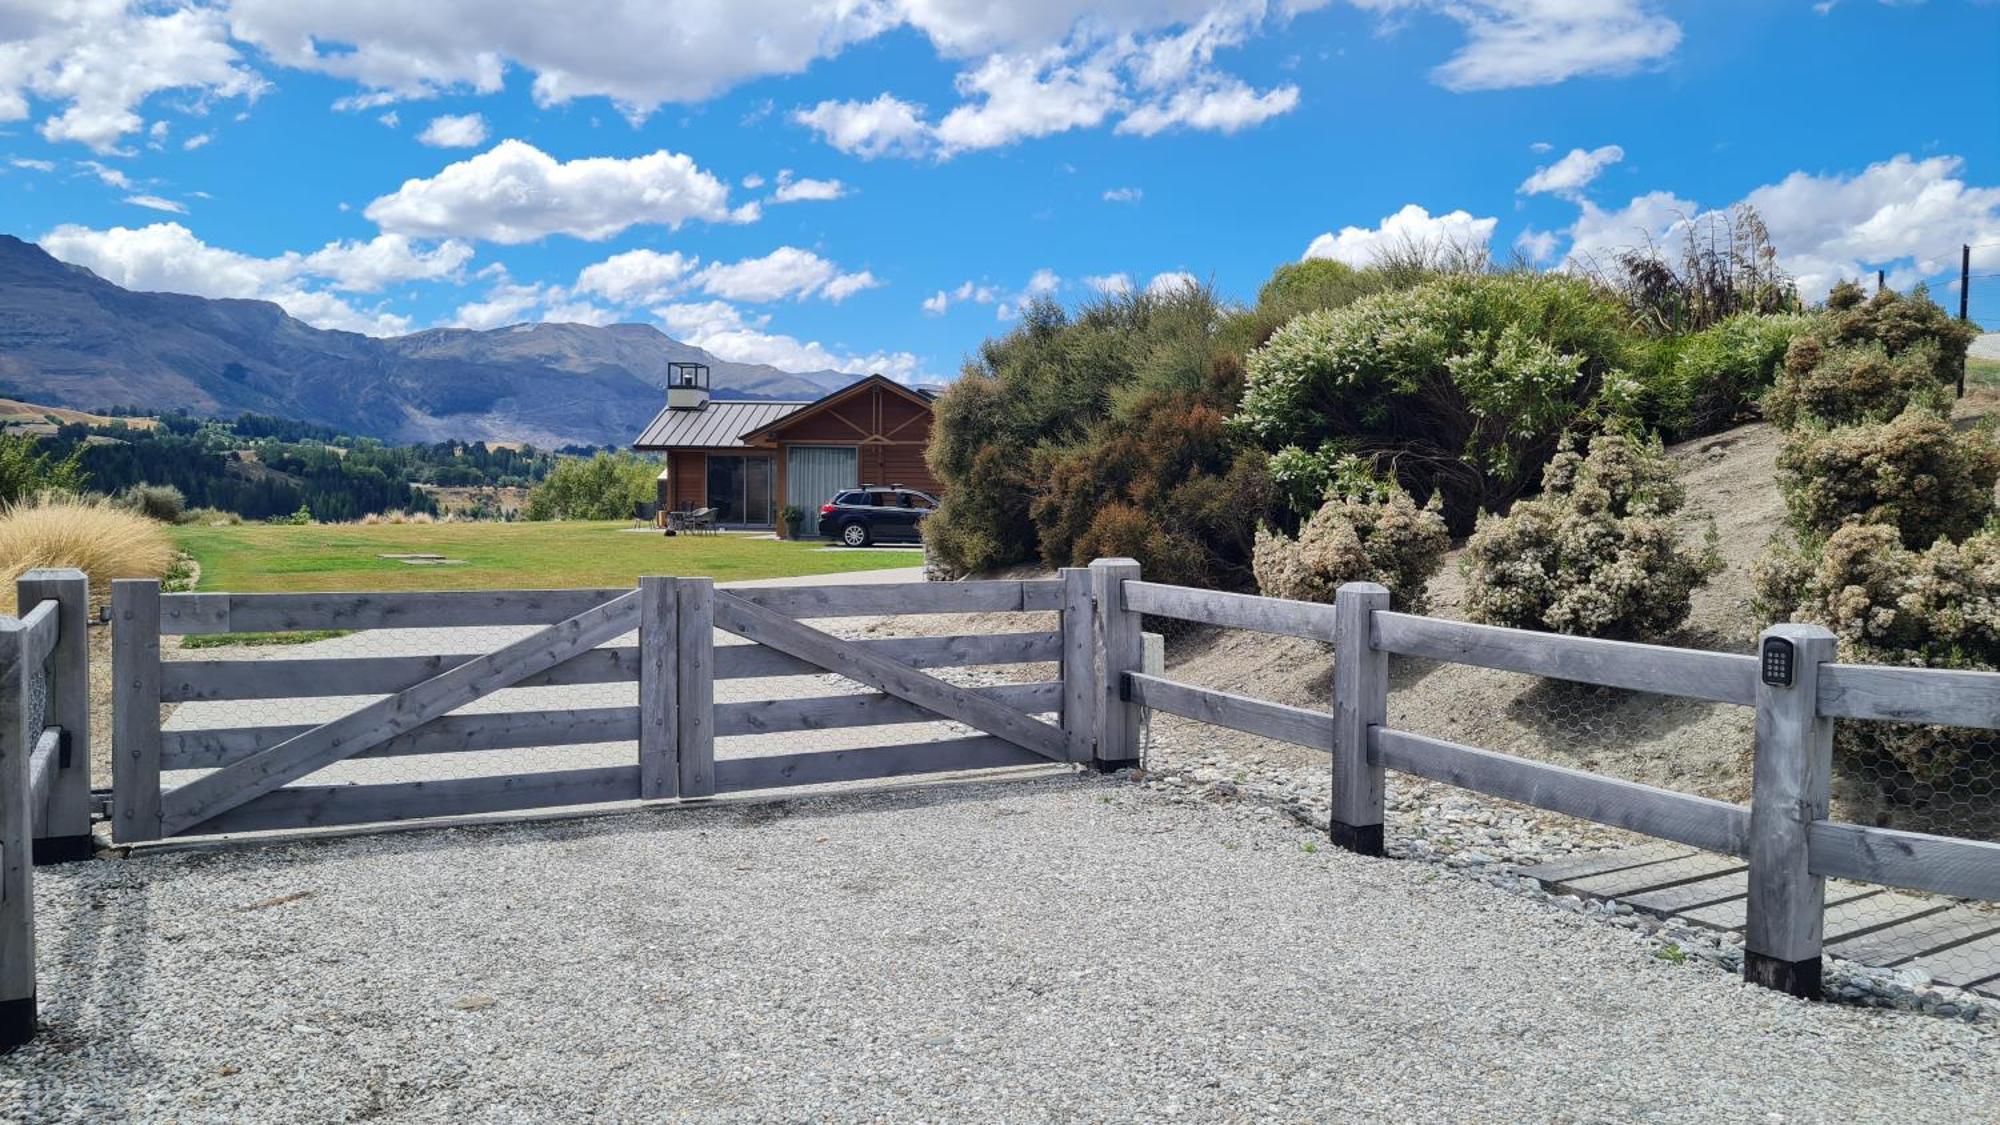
[0,433,86,505]
[525,452,658,521]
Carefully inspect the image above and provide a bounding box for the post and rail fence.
[1,568,93,1049]
[6,558,2000,1047]
[1115,571,2000,1001]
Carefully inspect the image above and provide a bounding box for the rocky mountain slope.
[0,235,859,447]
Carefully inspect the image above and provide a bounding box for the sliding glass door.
[705,454,775,525]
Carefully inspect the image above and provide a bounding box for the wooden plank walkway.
[1519,845,2000,999]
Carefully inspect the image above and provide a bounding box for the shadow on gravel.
[114,769,1108,877]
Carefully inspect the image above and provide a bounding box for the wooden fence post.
[17,569,91,863]
[1744,622,1836,999]
[1089,558,1142,772]
[1331,582,1390,856]
[676,578,715,798]
[1058,568,1096,763]
[111,579,164,844]
[637,577,679,800]
[0,614,35,1046]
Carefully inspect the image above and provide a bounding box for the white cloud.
[1301,203,1498,266]
[1084,272,1132,295]
[8,157,56,172]
[654,300,923,382]
[449,280,549,330]
[1562,188,1695,268]
[770,171,849,203]
[1102,186,1142,203]
[1513,226,1560,264]
[227,0,893,117]
[793,94,932,160]
[417,112,489,148]
[691,246,879,303]
[1554,155,2000,300]
[573,248,699,306]
[1519,143,1624,198]
[123,193,186,214]
[78,160,132,189]
[298,233,476,292]
[933,47,1125,154]
[182,132,212,150]
[1026,267,1062,296]
[740,173,766,189]
[37,221,425,335]
[1529,140,1553,153]
[363,139,755,243]
[377,110,401,128]
[540,300,620,326]
[0,1,265,152]
[922,279,1003,314]
[1351,0,1682,92]
[1115,75,1298,136]
[921,290,951,315]
[1145,270,1198,296]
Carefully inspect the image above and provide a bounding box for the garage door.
[786,446,858,537]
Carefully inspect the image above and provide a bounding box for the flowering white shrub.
[1252,479,1449,612]
[1462,429,1721,639]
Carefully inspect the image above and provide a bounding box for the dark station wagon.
[818,485,937,547]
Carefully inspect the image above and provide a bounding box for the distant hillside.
[0,235,862,446]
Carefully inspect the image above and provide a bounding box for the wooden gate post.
[1089,558,1142,772]
[1058,568,1096,763]
[676,578,716,798]
[0,614,35,1047]
[637,577,679,800]
[17,569,91,863]
[111,579,163,844]
[1744,622,1837,999]
[1331,582,1390,856]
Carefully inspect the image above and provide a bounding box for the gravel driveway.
[4,773,1996,1122]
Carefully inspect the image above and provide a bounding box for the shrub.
[1763,338,1947,430]
[1762,283,1971,430]
[118,482,186,523]
[1754,522,2000,785]
[178,507,242,526]
[1777,408,2000,548]
[1634,311,1813,439]
[1235,272,1638,531]
[0,433,85,505]
[926,286,1267,583]
[525,452,657,521]
[1462,429,1721,639]
[0,494,174,614]
[1252,479,1449,612]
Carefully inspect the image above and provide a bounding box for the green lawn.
[171,521,919,593]
[1969,355,2000,389]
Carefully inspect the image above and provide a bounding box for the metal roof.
[631,399,809,450]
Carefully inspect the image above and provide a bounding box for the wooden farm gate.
[110,567,1139,843]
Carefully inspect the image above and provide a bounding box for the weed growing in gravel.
[1654,944,1688,965]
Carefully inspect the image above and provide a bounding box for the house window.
[706,454,774,524]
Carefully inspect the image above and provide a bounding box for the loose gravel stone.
[2,773,1996,1122]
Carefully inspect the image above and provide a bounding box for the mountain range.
[0,235,865,447]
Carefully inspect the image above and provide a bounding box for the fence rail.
[1115,572,2000,1001]
[1,568,93,1049]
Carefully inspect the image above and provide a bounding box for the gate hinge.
[56,727,73,769]
[1118,671,1133,702]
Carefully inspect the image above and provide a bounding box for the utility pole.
[1876,268,1886,294]
[1960,244,1972,398]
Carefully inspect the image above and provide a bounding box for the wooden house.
[631,366,940,535]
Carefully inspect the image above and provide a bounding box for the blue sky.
[3,1,1997,382]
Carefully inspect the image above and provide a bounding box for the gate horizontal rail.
[1113,572,2000,1001]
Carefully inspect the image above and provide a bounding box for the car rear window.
[833,490,863,504]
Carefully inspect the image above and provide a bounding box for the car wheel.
[841,522,871,547]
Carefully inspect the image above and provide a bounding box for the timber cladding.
[756,379,940,497]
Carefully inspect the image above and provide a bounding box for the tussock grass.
[0,494,174,614]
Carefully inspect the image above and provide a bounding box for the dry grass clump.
[0,493,174,614]
[358,510,438,525]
